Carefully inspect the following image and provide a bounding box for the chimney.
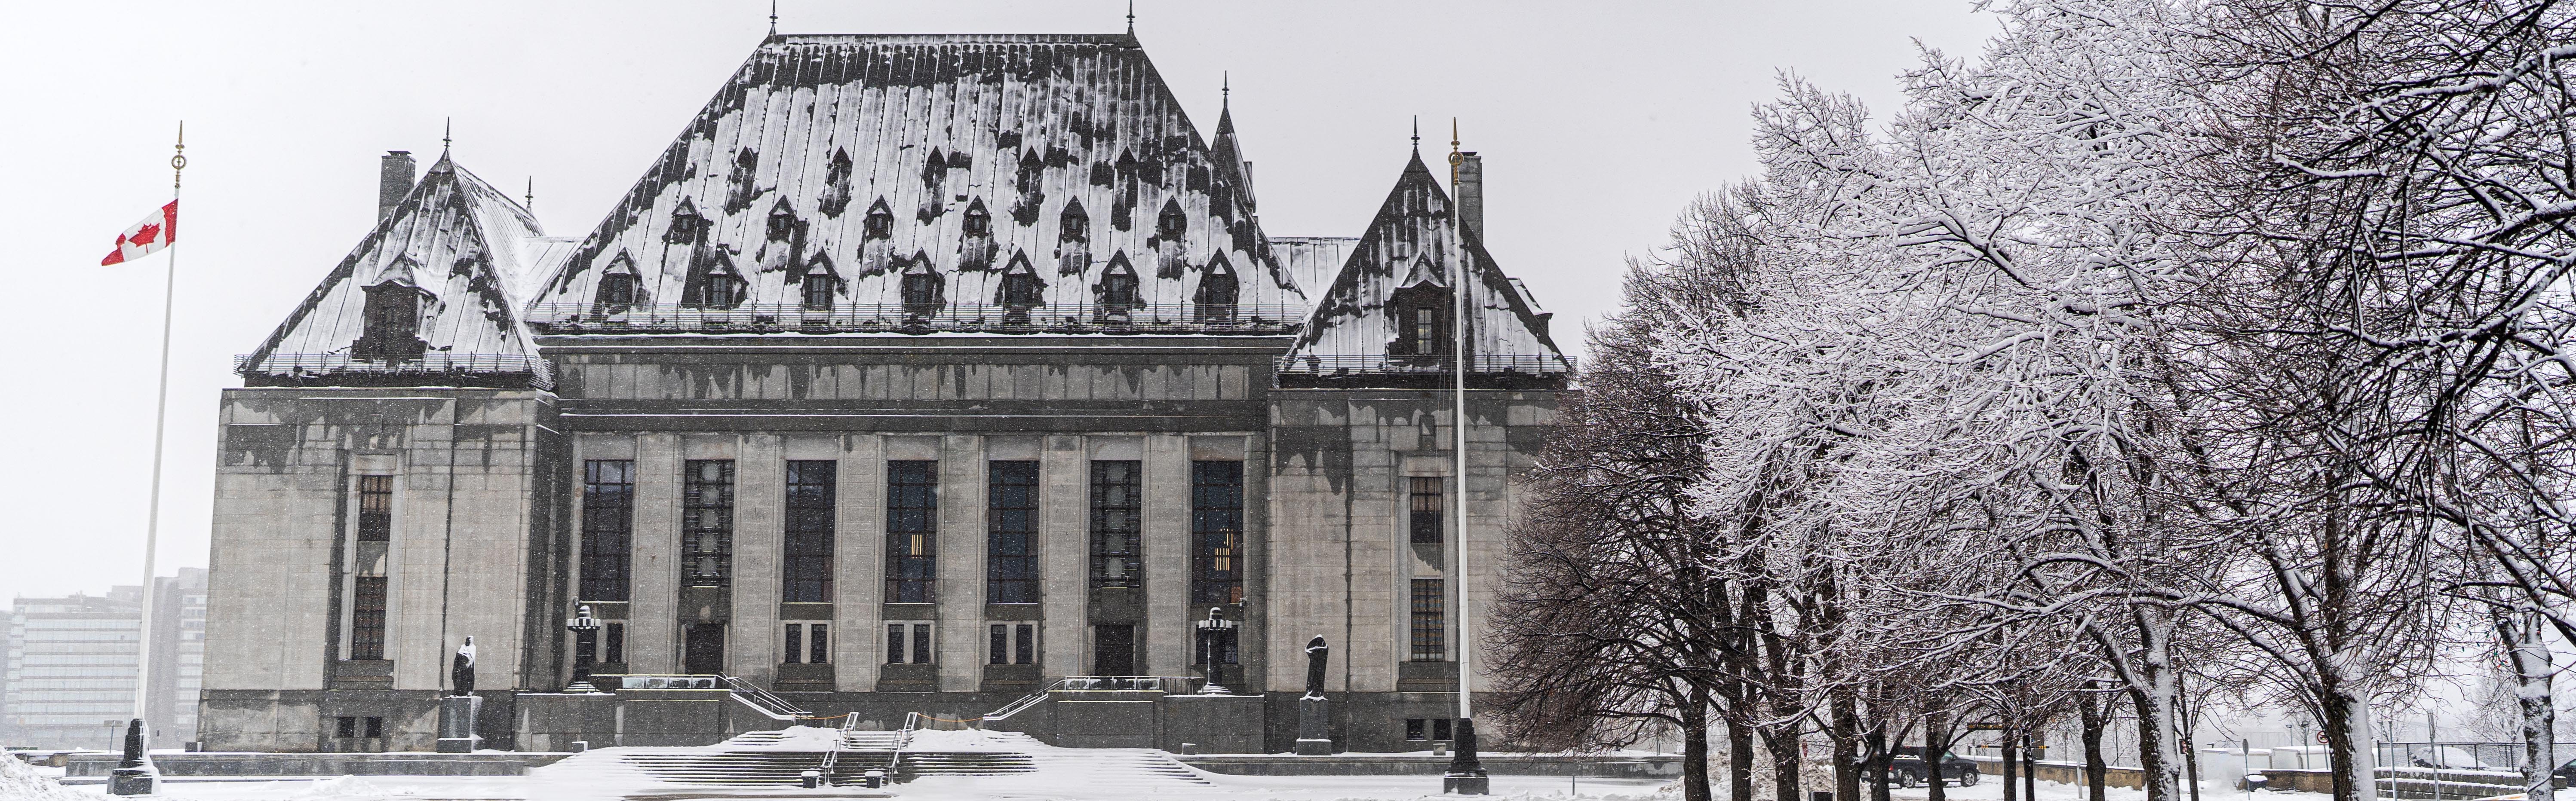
[1455,152,1483,242]
[378,151,417,219]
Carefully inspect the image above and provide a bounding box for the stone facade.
[199,31,1568,755]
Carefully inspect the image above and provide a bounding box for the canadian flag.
[101,199,179,266]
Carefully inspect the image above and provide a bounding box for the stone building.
[200,31,1569,753]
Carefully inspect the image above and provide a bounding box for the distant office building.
[1,569,210,749]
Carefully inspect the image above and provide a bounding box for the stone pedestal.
[106,718,157,796]
[436,695,485,753]
[1293,695,1332,755]
[1442,717,1489,795]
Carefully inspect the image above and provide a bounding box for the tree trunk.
[1766,728,1805,801]
[1731,710,1759,801]
[2082,685,2109,801]
[1928,706,1953,801]
[1870,716,1892,801]
[2004,726,2021,801]
[2500,608,2556,801]
[2318,678,2379,801]
[1684,686,1715,801]
[2023,733,2038,801]
[1834,691,1862,801]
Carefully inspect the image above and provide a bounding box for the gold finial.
[1449,118,1462,168]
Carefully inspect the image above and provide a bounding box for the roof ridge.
[766,33,1140,46]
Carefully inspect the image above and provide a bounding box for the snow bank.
[903,728,1033,752]
[0,754,89,801]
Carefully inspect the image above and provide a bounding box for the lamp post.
[565,605,601,693]
[1193,607,1239,694]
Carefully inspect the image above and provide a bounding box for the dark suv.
[1886,747,1983,788]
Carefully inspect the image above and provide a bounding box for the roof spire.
[1126,0,1135,35]
[768,0,778,36]
[1411,116,1420,153]
[442,117,452,154]
[1222,71,1229,109]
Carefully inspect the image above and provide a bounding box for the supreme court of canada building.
[199,28,1569,755]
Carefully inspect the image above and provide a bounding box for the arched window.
[1097,254,1141,312]
[863,198,896,241]
[801,257,837,309]
[900,253,944,312]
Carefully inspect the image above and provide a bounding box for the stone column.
[936,434,986,690]
[628,433,682,673]
[1141,434,1190,677]
[1038,436,1087,677]
[731,435,784,684]
[834,435,885,692]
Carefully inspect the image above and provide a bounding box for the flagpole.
[1443,120,1488,795]
[113,120,182,797]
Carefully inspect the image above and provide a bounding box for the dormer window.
[1389,283,1452,357]
[962,199,992,238]
[666,200,706,245]
[1155,199,1187,241]
[801,257,838,309]
[353,281,429,361]
[1097,255,1141,311]
[1059,201,1090,243]
[696,262,746,308]
[766,201,798,243]
[999,253,1044,307]
[599,271,637,307]
[863,198,896,240]
[900,254,944,312]
[1194,255,1239,320]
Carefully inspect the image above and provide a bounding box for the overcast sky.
[0,1,1996,600]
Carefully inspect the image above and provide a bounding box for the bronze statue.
[1302,635,1329,700]
[450,636,476,695]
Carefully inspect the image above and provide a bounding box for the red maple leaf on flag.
[128,223,161,248]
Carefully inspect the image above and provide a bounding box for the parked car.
[1886,746,1983,788]
[2411,746,2502,771]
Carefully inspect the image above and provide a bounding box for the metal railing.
[526,302,1307,336]
[1274,353,1574,377]
[981,676,1205,723]
[236,353,555,389]
[2371,740,2576,771]
[815,713,863,784]
[724,675,813,720]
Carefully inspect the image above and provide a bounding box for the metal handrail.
[981,675,1205,722]
[815,713,862,785]
[1275,353,1574,376]
[235,353,556,389]
[724,675,812,720]
[526,301,1307,336]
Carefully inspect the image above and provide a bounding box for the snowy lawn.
[1888,778,2328,801]
[57,772,1673,801]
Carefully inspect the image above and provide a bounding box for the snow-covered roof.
[1271,237,1357,308]
[238,154,550,387]
[1280,151,1567,381]
[529,33,1305,324]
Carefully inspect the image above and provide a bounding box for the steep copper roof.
[238,154,550,388]
[1280,151,1568,383]
[530,33,1303,323]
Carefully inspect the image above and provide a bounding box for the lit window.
[886,462,938,604]
[1191,461,1243,604]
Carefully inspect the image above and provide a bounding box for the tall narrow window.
[581,461,635,601]
[801,263,837,309]
[988,461,1038,604]
[784,624,804,664]
[808,624,829,664]
[989,625,1010,665]
[1409,578,1446,662]
[1194,256,1240,320]
[1409,477,1444,545]
[1089,460,1143,589]
[604,622,625,663]
[1015,624,1035,665]
[783,461,835,602]
[356,475,393,541]
[1191,461,1245,604]
[900,257,944,312]
[1096,259,1141,311]
[1390,285,1452,357]
[349,576,388,660]
[682,460,735,588]
[886,461,938,604]
[986,624,1034,665]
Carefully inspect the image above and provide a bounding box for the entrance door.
[683,624,725,675]
[1093,624,1134,676]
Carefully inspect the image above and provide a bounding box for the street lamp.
[1193,607,1240,694]
[565,605,601,693]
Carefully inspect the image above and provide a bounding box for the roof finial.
[1411,116,1420,153]
[1126,0,1135,35]
[1222,71,1229,108]
[525,177,535,211]
[768,0,778,36]
[442,117,452,154]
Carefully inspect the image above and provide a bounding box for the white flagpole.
[131,122,186,726]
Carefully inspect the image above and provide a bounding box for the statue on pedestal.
[1295,636,1333,755]
[450,636,476,696]
[1302,636,1328,700]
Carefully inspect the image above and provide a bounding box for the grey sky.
[0,1,1996,599]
